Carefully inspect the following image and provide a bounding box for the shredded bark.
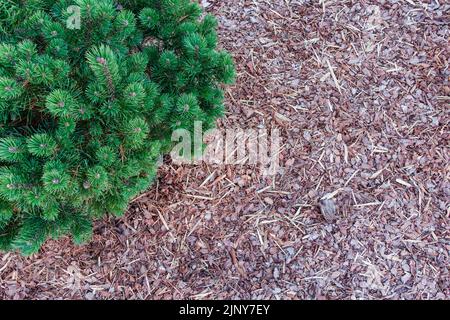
[0,0,448,300]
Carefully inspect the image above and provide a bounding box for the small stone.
[319,198,338,222]
[273,267,280,279]
[285,158,295,166]
[401,273,412,284]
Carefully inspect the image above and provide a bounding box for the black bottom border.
[0,299,443,318]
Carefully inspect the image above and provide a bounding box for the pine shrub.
[0,0,235,255]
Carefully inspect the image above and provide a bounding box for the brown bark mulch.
[0,0,448,299]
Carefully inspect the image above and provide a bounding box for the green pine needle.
[0,0,235,255]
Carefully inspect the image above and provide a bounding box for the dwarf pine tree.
[0,0,235,255]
